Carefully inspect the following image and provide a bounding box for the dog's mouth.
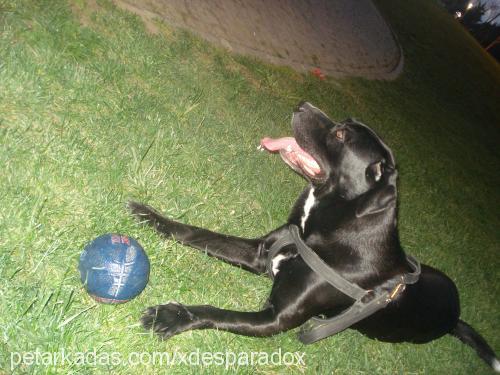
[260,136,323,179]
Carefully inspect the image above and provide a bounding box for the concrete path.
[115,0,403,79]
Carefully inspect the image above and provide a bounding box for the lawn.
[0,0,499,373]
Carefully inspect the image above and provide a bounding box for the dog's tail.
[451,319,499,372]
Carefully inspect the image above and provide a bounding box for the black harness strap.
[299,289,394,343]
[266,224,421,344]
[289,225,368,301]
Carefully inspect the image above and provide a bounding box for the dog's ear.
[355,168,397,218]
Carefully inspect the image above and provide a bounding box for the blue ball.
[79,234,150,304]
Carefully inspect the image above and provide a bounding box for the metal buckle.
[387,280,406,303]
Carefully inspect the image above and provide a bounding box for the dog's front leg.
[141,301,309,340]
[128,201,268,274]
[141,266,325,340]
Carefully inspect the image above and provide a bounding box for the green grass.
[0,0,499,373]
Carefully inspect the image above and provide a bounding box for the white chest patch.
[301,187,316,231]
[271,254,287,276]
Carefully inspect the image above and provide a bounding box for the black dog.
[128,102,498,371]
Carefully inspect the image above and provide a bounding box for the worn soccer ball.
[78,234,150,304]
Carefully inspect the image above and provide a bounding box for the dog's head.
[261,102,397,218]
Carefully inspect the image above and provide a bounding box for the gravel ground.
[114,0,404,79]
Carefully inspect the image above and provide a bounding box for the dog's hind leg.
[127,201,267,274]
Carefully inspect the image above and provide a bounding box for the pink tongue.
[260,136,322,175]
[260,137,299,152]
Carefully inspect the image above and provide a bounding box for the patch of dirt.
[70,0,101,28]
[113,0,160,35]
[70,0,169,36]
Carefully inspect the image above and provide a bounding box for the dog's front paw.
[141,302,197,339]
[127,200,178,237]
[127,200,167,230]
[127,201,157,222]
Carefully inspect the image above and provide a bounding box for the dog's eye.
[374,162,382,181]
[372,161,384,182]
[367,161,384,182]
[335,129,345,142]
